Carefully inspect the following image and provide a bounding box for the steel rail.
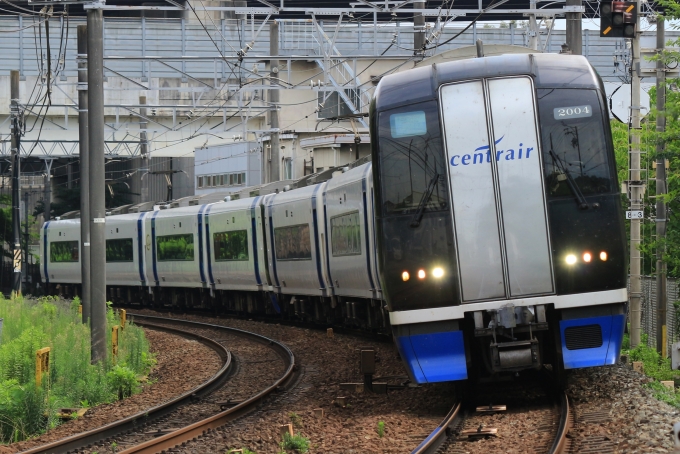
[116,313,297,454]
[410,400,463,454]
[20,319,233,454]
[549,390,571,454]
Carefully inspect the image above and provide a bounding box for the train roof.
[373,53,602,112]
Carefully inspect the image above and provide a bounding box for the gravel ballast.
[5,309,680,454]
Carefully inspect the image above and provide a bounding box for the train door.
[440,76,554,303]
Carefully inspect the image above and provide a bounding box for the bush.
[0,295,155,443]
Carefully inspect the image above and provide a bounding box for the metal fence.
[637,276,680,353]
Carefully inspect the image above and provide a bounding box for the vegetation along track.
[20,314,296,454]
[412,371,571,454]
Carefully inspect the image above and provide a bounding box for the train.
[41,53,627,384]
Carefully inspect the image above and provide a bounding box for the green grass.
[0,294,155,443]
[376,420,385,438]
[280,432,310,453]
[623,333,680,408]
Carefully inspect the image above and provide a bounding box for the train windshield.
[537,88,613,198]
[377,101,448,215]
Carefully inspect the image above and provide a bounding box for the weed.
[111,441,118,453]
[289,412,302,428]
[622,333,680,408]
[107,365,140,399]
[377,420,385,438]
[0,295,154,442]
[280,432,310,453]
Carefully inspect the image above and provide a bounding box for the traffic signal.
[600,1,637,38]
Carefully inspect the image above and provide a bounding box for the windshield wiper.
[549,135,589,210]
[410,171,440,228]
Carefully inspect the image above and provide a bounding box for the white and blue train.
[41,53,627,384]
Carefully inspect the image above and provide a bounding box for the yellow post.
[78,305,82,315]
[120,309,126,330]
[35,347,51,387]
[663,325,668,358]
[112,325,120,360]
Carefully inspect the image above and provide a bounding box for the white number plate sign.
[626,210,643,219]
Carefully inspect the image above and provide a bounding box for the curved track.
[20,313,296,454]
[412,376,571,454]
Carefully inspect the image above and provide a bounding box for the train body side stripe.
[267,196,281,290]
[322,190,334,294]
[311,184,326,291]
[137,213,146,284]
[250,197,262,286]
[197,205,207,284]
[362,171,376,292]
[43,221,51,284]
[205,205,215,287]
[151,210,160,286]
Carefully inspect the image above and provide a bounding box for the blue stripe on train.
[205,205,215,287]
[394,330,467,384]
[560,314,625,369]
[137,213,146,284]
[43,221,51,284]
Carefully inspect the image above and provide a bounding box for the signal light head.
[565,254,577,265]
[417,269,426,279]
[583,252,592,263]
[600,251,608,261]
[401,271,410,282]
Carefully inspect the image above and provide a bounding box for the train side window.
[274,224,312,260]
[330,211,361,256]
[377,101,447,215]
[50,241,79,262]
[106,238,134,262]
[157,234,195,261]
[213,230,249,261]
[537,89,613,197]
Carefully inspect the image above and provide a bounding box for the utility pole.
[88,4,107,363]
[655,16,667,356]
[629,2,642,348]
[413,1,425,53]
[269,20,280,183]
[10,70,22,297]
[43,162,52,222]
[565,0,582,55]
[23,191,28,293]
[78,24,91,323]
[139,95,149,203]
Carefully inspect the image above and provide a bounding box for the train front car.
[371,53,627,384]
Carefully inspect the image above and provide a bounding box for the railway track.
[412,372,571,454]
[20,314,296,454]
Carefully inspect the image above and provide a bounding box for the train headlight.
[401,271,410,282]
[600,251,608,261]
[565,254,577,265]
[583,252,592,263]
[417,269,426,279]
[432,267,444,278]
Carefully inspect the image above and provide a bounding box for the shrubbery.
[0,295,155,443]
